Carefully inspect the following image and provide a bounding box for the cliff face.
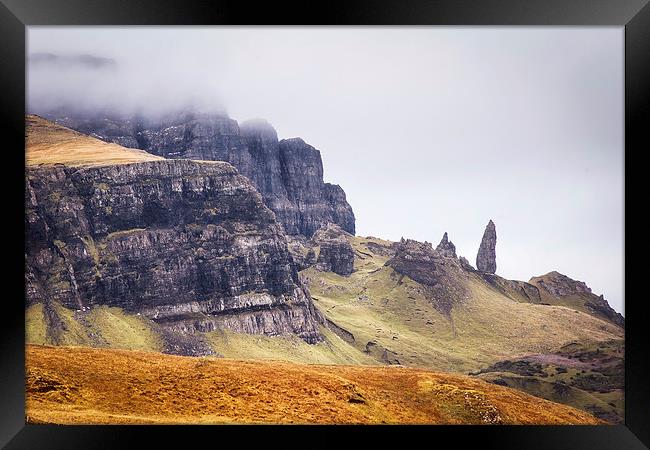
[311,223,355,276]
[46,111,355,238]
[25,159,324,346]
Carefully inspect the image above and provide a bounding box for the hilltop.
[26,115,163,167]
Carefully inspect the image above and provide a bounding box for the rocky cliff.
[25,139,325,348]
[476,220,497,273]
[44,111,355,238]
[311,223,355,276]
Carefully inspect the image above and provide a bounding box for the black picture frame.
[1,1,648,448]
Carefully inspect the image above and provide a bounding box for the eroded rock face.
[45,111,355,238]
[385,238,469,315]
[312,223,355,276]
[285,235,318,271]
[25,160,324,346]
[530,271,593,298]
[476,220,497,273]
[529,272,624,327]
[436,232,457,258]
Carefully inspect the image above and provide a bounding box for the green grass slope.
[302,236,623,374]
[26,303,163,352]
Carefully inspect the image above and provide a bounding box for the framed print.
[1,0,648,448]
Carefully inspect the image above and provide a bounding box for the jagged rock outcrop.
[25,158,325,348]
[476,220,497,273]
[436,232,457,258]
[312,223,355,276]
[385,238,469,315]
[459,256,474,271]
[529,271,624,327]
[44,110,355,238]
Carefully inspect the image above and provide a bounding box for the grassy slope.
[27,234,622,373]
[26,303,163,352]
[476,372,618,420]
[303,236,623,374]
[25,344,601,425]
[206,327,378,366]
[26,115,163,167]
[26,303,375,366]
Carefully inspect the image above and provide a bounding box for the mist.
[27,26,624,314]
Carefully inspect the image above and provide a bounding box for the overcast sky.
[27,27,624,314]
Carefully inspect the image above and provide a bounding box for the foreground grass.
[26,345,602,425]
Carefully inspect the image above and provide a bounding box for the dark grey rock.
[311,223,355,276]
[476,220,497,273]
[459,256,474,271]
[385,238,469,315]
[44,110,355,238]
[529,271,624,327]
[436,232,457,258]
[25,159,325,346]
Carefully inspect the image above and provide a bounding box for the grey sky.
[27,27,624,314]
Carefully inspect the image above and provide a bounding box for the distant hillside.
[529,271,624,327]
[303,234,622,374]
[474,339,625,424]
[26,345,601,425]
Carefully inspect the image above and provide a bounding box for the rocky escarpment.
[385,238,469,315]
[25,159,324,348]
[529,272,624,328]
[476,220,497,273]
[311,223,355,276]
[45,111,355,238]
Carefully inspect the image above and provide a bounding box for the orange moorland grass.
[26,344,603,425]
[25,114,164,167]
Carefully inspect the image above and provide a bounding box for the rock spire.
[476,220,497,273]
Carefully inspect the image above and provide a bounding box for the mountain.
[40,110,355,238]
[24,116,623,424]
[301,230,622,373]
[26,116,324,356]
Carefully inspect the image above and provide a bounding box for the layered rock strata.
[311,223,355,276]
[46,111,355,238]
[25,159,324,344]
